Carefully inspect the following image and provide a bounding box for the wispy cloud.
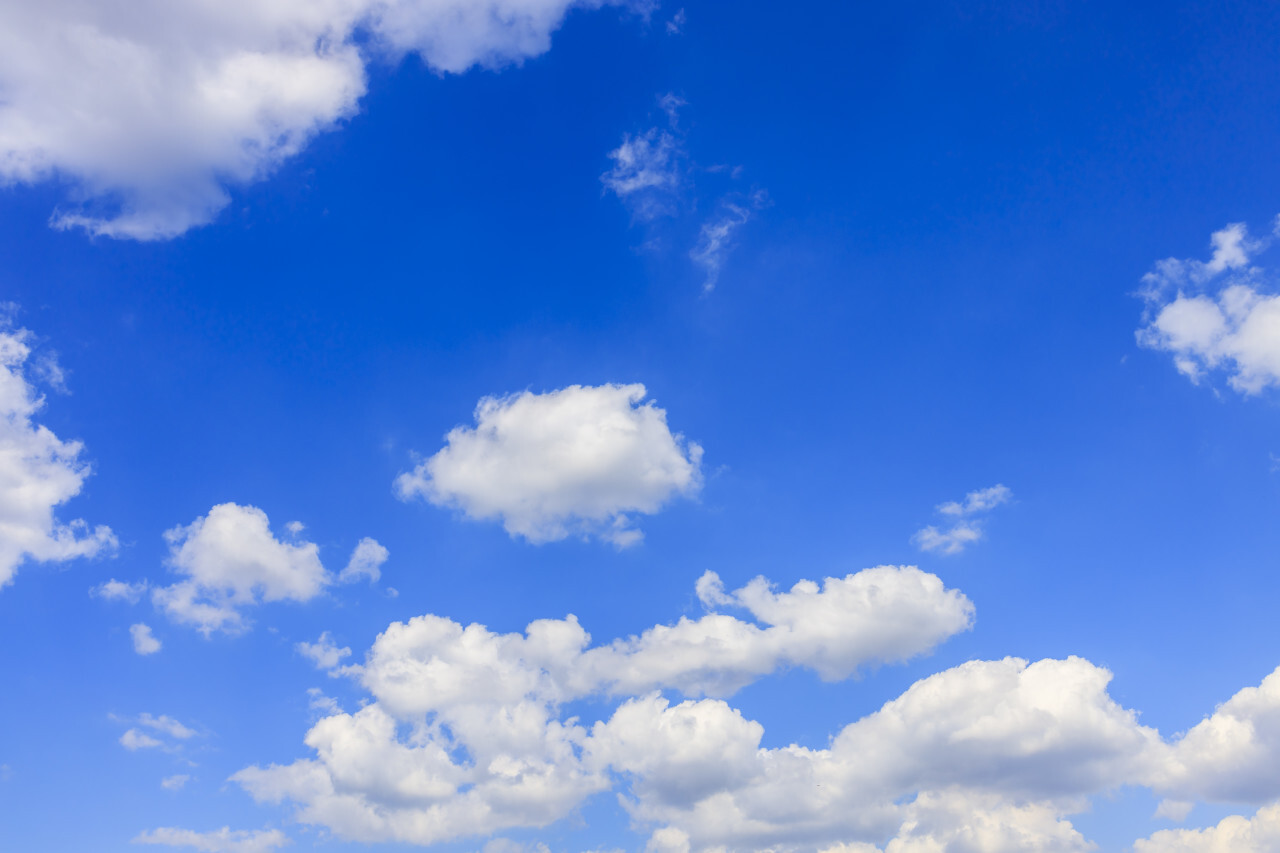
[914,484,1012,555]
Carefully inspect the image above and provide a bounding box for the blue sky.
[3,1,1280,851]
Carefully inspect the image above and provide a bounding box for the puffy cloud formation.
[119,712,197,752]
[913,484,1011,556]
[149,503,386,634]
[233,565,972,846]
[131,623,162,655]
[232,557,1280,852]
[133,826,289,853]
[1134,803,1280,853]
[94,579,148,603]
[296,632,352,672]
[0,0,628,240]
[0,323,115,589]
[395,384,703,547]
[1137,218,1280,394]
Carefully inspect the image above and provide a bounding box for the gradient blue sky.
[3,2,1280,851]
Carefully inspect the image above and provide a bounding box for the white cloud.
[0,323,116,589]
[0,0,630,240]
[1155,799,1195,822]
[296,632,352,672]
[149,503,384,634]
[133,826,290,853]
[138,713,196,740]
[1134,803,1280,853]
[689,192,767,292]
[913,484,1012,556]
[121,729,164,751]
[131,623,162,655]
[94,578,148,603]
[602,127,683,220]
[161,774,192,791]
[338,537,387,584]
[395,384,702,547]
[1138,218,1280,394]
[234,565,972,846]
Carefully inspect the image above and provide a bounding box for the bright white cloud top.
[145,502,386,635]
[396,384,703,547]
[226,563,1280,852]
[0,323,115,589]
[232,566,972,847]
[0,0,627,240]
[1138,218,1280,394]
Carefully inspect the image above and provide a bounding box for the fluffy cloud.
[131,623,162,655]
[1134,804,1280,853]
[395,384,702,547]
[296,632,352,672]
[0,323,115,589]
[913,484,1012,556]
[148,503,385,634]
[338,537,388,583]
[94,579,148,603]
[0,0,628,240]
[133,827,289,853]
[1137,218,1280,394]
[120,712,197,752]
[234,566,974,846]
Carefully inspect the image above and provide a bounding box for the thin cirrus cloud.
[229,564,1280,851]
[602,94,767,290]
[395,383,703,547]
[913,484,1012,555]
[231,565,974,846]
[0,318,116,590]
[1137,217,1280,395]
[0,0,638,241]
[117,502,389,636]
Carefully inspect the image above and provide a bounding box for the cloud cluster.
[232,565,972,846]
[0,322,115,589]
[1135,803,1280,853]
[1137,218,1280,394]
[134,503,386,635]
[0,0,629,239]
[119,712,196,752]
[913,484,1011,555]
[396,384,702,547]
[230,559,1280,852]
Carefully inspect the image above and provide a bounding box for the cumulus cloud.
[296,632,352,672]
[148,503,385,634]
[121,729,164,751]
[161,774,192,791]
[133,826,290,853]
[1137,218,1280,394]
[94,579,148,603]
[395,384,702,547]
[1134,803,1280,853]
[119,712,197,752]
[131,623,162,655]
[0,322,116,590]
[913,484,1012,555]
[338,537,388,584]
[0,0,631,240]
[233,565,972,846]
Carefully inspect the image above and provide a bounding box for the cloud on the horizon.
[395,384,702,547]
[0,321,115,590]
[1137,218,1280,395]
[133,826,290,853]
[913,484,1011,555]
[0,0,638,240]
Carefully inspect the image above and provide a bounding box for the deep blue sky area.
[2,1,1280,851]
